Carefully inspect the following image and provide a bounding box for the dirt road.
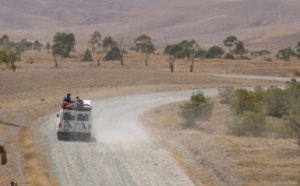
[39,89,221,186]
[37,73,299,186]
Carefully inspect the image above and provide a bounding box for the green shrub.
[179,91,213,126]
[205,46,224,59]
[233,41,246,56]
[104,46,121,61]
[82,49,93,61]
[262,116,294,138]
[264,87,291,118]
[224,81,300,145]
[227,111,266,137]
[224,53,235,60]
[194,48,207,58]
[284,103,300,146]
[253,86,265,102]
[250,50,271,57]
[276,47,296,61]
[286,79,300,101]
[0,50,16,71]
[239,55,251,60]
[230,88,262,115]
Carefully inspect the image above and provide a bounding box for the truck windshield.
[63,112,75,121]
[77,113,89,121]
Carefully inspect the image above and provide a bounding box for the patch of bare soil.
[142,99,300,186]
[0,50,299,185]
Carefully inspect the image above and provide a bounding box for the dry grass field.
[1,0,300,185]
[0,49,300,185]
[143,100,300,186]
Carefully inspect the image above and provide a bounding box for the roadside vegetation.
[218,79,300,146]
[179,92,213,127]
[175,81,300,185]
[180,80,300,146]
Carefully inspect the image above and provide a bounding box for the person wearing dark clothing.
[62,93,74,109]
[63,93,74,103]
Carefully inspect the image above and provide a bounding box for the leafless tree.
[190,48,195,72]
[119,38,125,66]
[54,55,58,68]
[167,56,175,73]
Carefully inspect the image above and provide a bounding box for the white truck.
[56,100,92,140]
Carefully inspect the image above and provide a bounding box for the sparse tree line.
[1,32,300,71]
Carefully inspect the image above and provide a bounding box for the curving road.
[41,75,298,186]
[43,89,222,186]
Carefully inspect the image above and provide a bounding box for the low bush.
[81,49,93,61]
[104,46,121,61]
[227,111,266,137]
[179,91,213,127]
[250,50,271,57]
[221,80,300,146]
[239,55,251,60]
[230,88,262,115]
[224,53,235,60]
[276,47,296,61]
[264,87,291,118]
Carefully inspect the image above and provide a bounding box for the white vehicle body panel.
[56,100,92,139]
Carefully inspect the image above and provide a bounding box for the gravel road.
[41,75,298,186]
[42,89,220,186]
[205,73,300,82]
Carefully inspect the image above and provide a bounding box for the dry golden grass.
[1,50,300,185]
[143,100,300,186]
[20,126,59,186]
[145,101,300,186]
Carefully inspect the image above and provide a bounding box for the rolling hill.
[1,0,300,51]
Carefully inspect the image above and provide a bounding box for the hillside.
[1,0,300,51]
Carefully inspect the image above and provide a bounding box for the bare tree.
[167,56,175,73]
[0,145,7,165]
[53,55,59,68]
[190,48,195,72]
[187,40,198,72]
[119,38,125,66]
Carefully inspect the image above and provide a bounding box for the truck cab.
[56,100,92,140]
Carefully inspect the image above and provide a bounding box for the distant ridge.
[1,0,300,51]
